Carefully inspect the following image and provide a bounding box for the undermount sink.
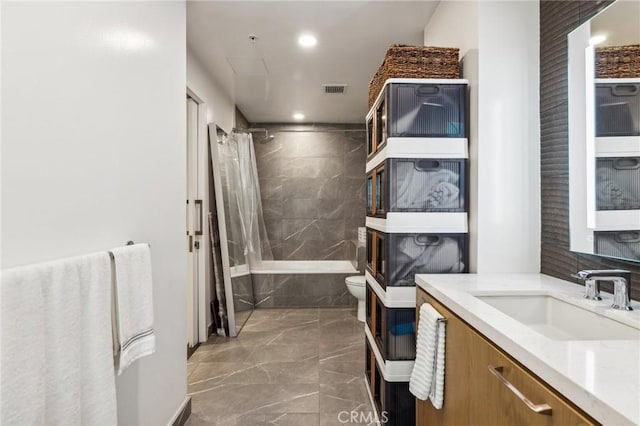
[476,294,640,341]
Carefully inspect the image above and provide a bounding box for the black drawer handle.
[416,160,441,171]
[614,231,640,243]
[416,85,440,96]
[415,235,441,246]
[611,84,640,97]
[613,158,640,170]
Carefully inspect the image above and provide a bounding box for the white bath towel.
[410,302,446,409]
[1,252,117,425]
[110,244,155,375]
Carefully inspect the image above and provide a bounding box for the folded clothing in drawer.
[390,158,466,212]
[596,157,640,210]
[389,233,467,286]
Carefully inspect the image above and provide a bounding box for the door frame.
[186,87,210,344]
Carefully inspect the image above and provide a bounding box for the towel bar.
[108,241,150,260]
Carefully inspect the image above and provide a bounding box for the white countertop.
[415,273,640,426]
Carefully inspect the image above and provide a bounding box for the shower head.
[259,134,275,144]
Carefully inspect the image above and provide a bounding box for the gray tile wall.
[252,273,357,308]
[252,124,366,261]
[540,0,640,300]
[231,274,255,313]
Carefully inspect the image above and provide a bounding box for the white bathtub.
[251,260,358,274]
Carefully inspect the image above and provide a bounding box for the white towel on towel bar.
[409,302,446,409]
[110,243,155,375]
[1,253,117,425]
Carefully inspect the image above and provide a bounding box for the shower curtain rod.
[232,127,365,133]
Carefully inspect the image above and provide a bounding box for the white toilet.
[345,275,366,322]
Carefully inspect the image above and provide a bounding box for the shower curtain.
[219,132,273,268]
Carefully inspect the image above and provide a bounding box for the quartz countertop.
[415,273,640,425]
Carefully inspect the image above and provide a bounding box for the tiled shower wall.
[252,124,366,261]
[540,0,640,300]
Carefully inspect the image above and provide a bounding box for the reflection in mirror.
[568,0,640,263]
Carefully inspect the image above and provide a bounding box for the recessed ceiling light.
[293,112,305,120]
[298,33,317,48]
[589,34,607,46]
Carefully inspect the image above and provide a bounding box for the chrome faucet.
[572,269,633,311]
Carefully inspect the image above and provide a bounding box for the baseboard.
[186,343,200,360]
[169,397,191,426]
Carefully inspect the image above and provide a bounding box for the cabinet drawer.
[366,158,468,217]
[366,282,416,361]
[364,337,415,426]
[470,332,596,426]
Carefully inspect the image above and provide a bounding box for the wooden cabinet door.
[416,289,472,426]
[468,322,596,426]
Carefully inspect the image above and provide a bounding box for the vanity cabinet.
[416,288,597,426]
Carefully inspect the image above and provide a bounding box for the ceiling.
[591,0,640,47]
[187,1,440,123]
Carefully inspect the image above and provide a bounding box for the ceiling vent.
[323,84,347,94]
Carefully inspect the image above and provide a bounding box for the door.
[186,96,201,348]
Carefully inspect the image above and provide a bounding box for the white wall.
[187,48,235,133]
[476,1,540,273]
[424,0,480,272]
[424,0,478,57]
[1,2,188,425]
[424,0,540,273]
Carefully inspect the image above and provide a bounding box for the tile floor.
[186,308,375,426]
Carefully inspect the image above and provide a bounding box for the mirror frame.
[567,1,640,264]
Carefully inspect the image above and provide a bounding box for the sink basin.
[476,294,640,341]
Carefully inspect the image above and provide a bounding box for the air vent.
[323,84,347,94]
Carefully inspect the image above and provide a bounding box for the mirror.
[215,130,258,335]
[568,1,640,263]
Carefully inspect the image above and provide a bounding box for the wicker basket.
[595,45,640,78]
[368,45,460,109]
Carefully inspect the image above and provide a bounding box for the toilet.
[345,275,366,322]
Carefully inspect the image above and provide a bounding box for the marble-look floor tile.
[319,412,377,426]
[250,308,320,322]
[319,361,365,385]
[191,383,319,415]
[188,345,255,364]
[232,413,320,426]
[188,308,371,426]
[244,344,319,363]
[319,341,364,365]
[189,361,319,389]
[319,382,371,413]
[241,318,319,333]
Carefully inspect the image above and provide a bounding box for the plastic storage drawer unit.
[367,158,467,216]
[596,157,640,210]
[366,171,374,215]
[595,82,640,137]
[383,82,467,139]
[366,284,416,360]
[594,231,640,261]
[366,229,468,287]
[365,339,415,426]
